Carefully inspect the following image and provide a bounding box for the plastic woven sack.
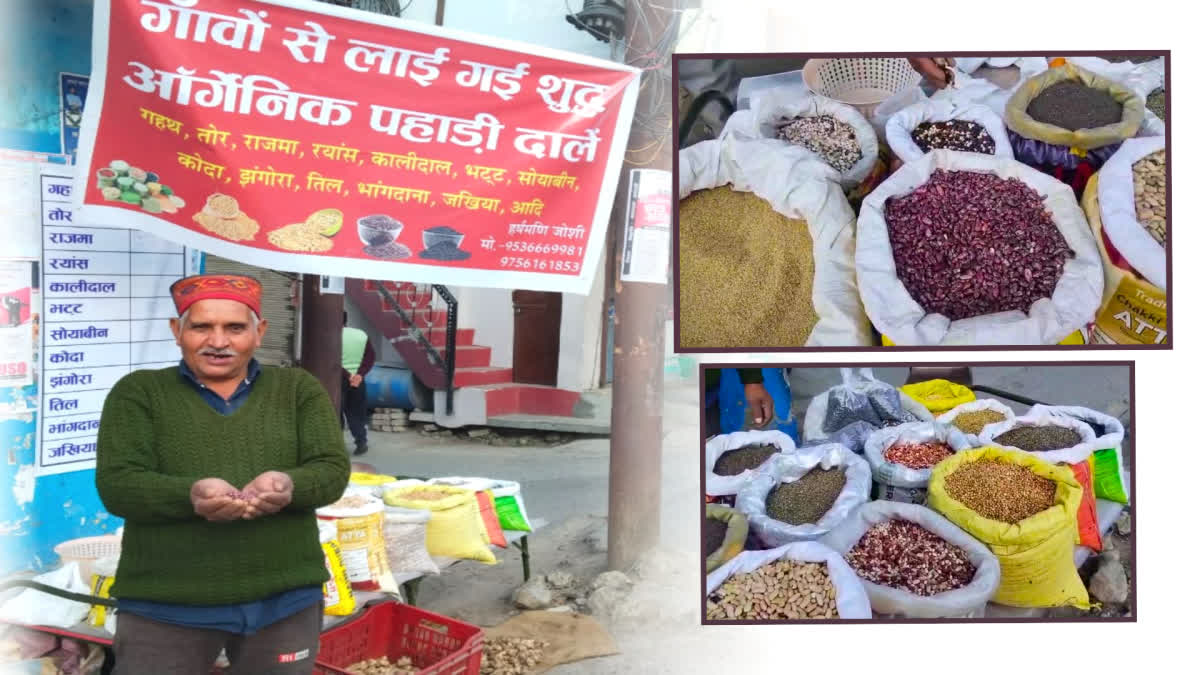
[980,411,1098,465]
[927,447,1090,609]
[383,485,497,564]
[1097,137,1166,289]
[679,136,871,347]
[476,491,507,549]
[899,379,976,414]
[1028,404,1128,504]
[1005,63,1144,151]
[937,399,1017,447]
[820,501,1001,618]
[705,504,750,573]
[705,541,873,619]
[492,480,533,532]
[856,150,1104,345]
[383,505,439,576]
[735,443,871,548]
[864,422,973,492]
[1081,174,1167,346]
[706,430,797,497]
[886,100,1014,163]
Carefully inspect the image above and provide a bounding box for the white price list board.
[38,173,189,475]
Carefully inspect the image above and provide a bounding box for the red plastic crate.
[314,602,483,675]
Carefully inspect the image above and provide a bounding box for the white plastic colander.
[802,58,923,119]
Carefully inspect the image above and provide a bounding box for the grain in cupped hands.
[679,186,816,348]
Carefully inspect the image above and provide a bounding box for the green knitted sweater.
[95,366,350,605]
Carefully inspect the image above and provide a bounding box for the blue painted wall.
[0,0,93,155]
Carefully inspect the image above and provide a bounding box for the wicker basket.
[54,535,121,581]
[802,58,922,119]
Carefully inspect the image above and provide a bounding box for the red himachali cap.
[170,275,263,317]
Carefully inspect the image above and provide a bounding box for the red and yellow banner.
[75,0,639,293]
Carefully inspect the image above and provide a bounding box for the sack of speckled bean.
[705,504,750,573]
[723,89,879,190]
[734,443,871,548]
[863,422,973,504]
[926,447,1091,609]
[886,100,1013,164]
[705,541,872,620]
[706,430,797,497]
[937,399,1016,446]
[677,137,871,348]
[855,150,1104,345]
[820,501,1000,618]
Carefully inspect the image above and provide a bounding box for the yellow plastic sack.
[899,379,976,414]
[384,485,497,564]
[1005,63,1144,151]
[927,447,1091,610]
[87,573,115,628]
[705,504,749,574]
[350,472,398,487]
[1081,175,1167,345]
[321,538,357,616]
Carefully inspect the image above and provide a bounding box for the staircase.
[346,279,586,429]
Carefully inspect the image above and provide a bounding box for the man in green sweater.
[95,274,350,674]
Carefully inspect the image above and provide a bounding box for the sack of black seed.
[886,100,1013,163]
[819,500,1000,618]
[734,443,871,548]
[802,368,931,452]
[722,88,879,190]
[979,411,1097,465]
[706,430,797,497]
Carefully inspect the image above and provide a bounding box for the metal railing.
[374,282,458,415]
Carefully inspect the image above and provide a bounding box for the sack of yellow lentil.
[384,484,497,564]
[705,504,749,574]
[937,399,1016,446]
[927,447,1091,609]
[677,137,871,349]
[899,379,976,414]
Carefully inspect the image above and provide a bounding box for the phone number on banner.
[502,242,584,257]
[500,257,581,273]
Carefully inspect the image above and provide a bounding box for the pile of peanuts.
[707,559,839,620]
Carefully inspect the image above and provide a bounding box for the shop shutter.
[201,256,297,366]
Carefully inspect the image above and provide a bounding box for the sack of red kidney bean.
[855,151,1104,345]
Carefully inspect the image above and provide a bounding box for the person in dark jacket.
[341,312,376,456]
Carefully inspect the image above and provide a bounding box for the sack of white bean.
[803,368,933,452]
[864,422,974,504]
[821,501,1001,618]
[735,443,872,548]
[856,150,1105,345]
[705,541,873,620]
[723,89,880,190]
[886,100,1014,163]
[927,448,1091,609]
[1027,404,1129,504]
[937,399,1017,447]
[678,135,872,347]
[705,430,798,497]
